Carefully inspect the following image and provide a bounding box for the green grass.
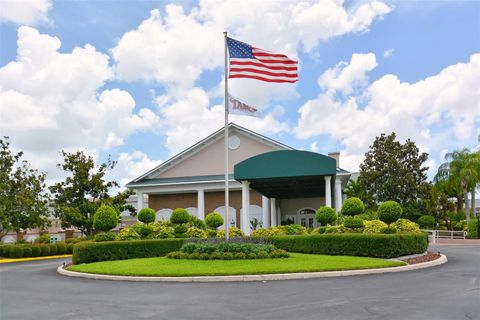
[67,253,405,277]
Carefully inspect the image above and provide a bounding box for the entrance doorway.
[297,208,316,228]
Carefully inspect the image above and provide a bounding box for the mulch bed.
[401,251,441,264]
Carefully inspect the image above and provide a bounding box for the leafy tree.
[435,149,480,222]
[357,132,430,209]
[0,137,50,237]
[93,204,118,232]
[315,206,337,226]
[49,150,133,236]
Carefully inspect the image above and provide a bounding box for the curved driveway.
[1,245,479,320]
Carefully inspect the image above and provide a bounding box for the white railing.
[422,230,467,244]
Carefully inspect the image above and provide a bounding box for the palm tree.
[435,149,480,223]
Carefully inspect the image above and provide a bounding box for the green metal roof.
[234,150,337,198]
[234,150,336,181]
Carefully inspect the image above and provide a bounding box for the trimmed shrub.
[206,229,217,238]
[343,216,364,230]
[131,223,155,239]
[35,234,51,244]
[468,218,479,239]
[267,233,427,258]
[186,227,208,239]
[154,226,175,239]
[22,246,32,257]
[40,244,50,256]
[251,227,286,237]
[315,206,337,226]
[138,208,156,224]
[216,227,246,238]
[170,208,190,224]
[324,225,346,234]
[72,239,185,264]
[31,245,41,257]
[278,224,308,235]
[116,228,141,241]
[94,232,116,242]
[341,197,365,216]
[188,216,207,229]
[49,244,58,255]
[381,227,397,234]
[205,212,224,229]
[8,245,24,258]
[93,204,118,232]
[56,242,67,255]
[311,226,328,235]
[174,224,188,234]
[66,244,74,254]
[417,215,435,229]
[391,219,421,233]
[355,210,378,221]
[378,201,402,224]
[65,238,88,244]
[363,220,388,234]
[0,245,5,257]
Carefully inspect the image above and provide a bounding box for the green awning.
[234,150,336,198]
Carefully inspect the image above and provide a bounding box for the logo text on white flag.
[228,94,261,118]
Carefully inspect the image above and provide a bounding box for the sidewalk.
[431,238,480,246]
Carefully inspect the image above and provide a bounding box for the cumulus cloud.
[111,0,391,156]
[0,0,51,25]
[0,26,161,178]
[110,151,163,188]
[295,53,480,172]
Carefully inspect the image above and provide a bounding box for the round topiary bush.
[40,244,50,256]
[31,245,41,257]
[343,216,364,229]
[391,219,421,233]
[341,197,365,216]
[378,201,402,224]
[56,242,67,255]
[22,246,32,257]
[49,244,58,255]
[174,224,188,234]
[205,212,224,229]
[417,215,435,229]
[138,208,156,224]
[170,208,190,224]
[315,206,337,226]
[93,204,118,232]
[94,232,116,242]
[8,245,24,258]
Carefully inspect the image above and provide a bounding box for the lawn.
[67,253,405,277]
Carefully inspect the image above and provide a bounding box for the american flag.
[227,37,298,83]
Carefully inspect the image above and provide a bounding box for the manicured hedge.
[266,233,428,258]
[72,239,185,264]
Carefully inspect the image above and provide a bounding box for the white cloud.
[383,48,394,58]
[0,26,161,177]
[296,53,480,172]
[111,151,163,188]
[111,0,391,156]
[0,0,51,25]
[310,141,318,152]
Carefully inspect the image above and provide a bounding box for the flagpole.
[224,31,229,241]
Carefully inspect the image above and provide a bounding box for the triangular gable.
[128,123,292,184]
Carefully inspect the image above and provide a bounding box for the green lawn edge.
[67,253,405,277]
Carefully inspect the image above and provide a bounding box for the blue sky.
[0,0,479,187]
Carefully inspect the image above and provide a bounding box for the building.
[127,123,351,235]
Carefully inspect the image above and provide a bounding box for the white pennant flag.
[228,94,261,118]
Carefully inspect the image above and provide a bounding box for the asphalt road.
[1,245,479,320]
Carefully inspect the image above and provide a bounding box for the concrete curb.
[57,254,447,282]
[0,254,72,264]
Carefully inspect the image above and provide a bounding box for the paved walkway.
[1,245,479,320]
[433,238,480,246]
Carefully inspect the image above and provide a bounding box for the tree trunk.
[471,190,476,217]
[464,190,470,224]
[456,195,463,212]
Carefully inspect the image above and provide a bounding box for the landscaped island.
[67,253,405,277]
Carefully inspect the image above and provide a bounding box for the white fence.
[422,230,467,244]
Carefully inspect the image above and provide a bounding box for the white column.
[137,191,144,212]
[197,189,205,220]
[270,198,277,226]
[335,178,342,212]
[241,181,251,235]
[324,176,332,207]
[262,196,270,228]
